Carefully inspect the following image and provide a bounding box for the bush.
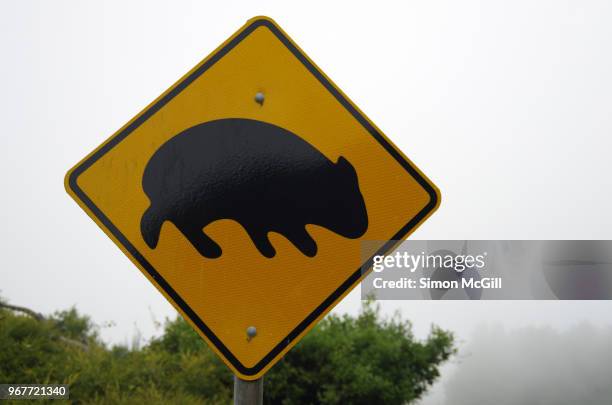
[0,300,454,404]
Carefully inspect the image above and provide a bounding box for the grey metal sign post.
[233,376,263,405]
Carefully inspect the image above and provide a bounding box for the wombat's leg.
[245,228,276,258]
[285,227,318,257]
[178,224,222,258]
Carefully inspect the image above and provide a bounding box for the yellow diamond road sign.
[65,16,440,380]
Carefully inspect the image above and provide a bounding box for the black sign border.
[67,18,439,377]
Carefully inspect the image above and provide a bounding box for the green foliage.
[0,307,93,386]
[265,302,455,405]
[52,308,94,341]
[0,300,454,404]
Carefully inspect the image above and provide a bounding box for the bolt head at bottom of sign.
[246,326,257,341]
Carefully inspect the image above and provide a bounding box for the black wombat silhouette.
[140,118,368,258]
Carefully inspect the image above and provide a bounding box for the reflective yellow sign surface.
[65,16,440,380]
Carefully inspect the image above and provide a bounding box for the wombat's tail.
[141,205,163,249]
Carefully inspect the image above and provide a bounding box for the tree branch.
[0,302,44,321]
[0,302,89,351]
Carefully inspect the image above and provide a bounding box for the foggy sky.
[440,322,612,405]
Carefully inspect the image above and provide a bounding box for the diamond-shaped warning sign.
[65,16,440,379]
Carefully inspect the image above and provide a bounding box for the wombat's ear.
[336,156,357,178]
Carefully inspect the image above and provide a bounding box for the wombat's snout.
[355,202,369,236]
[344,196,369,238]
[328,156,368,239]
